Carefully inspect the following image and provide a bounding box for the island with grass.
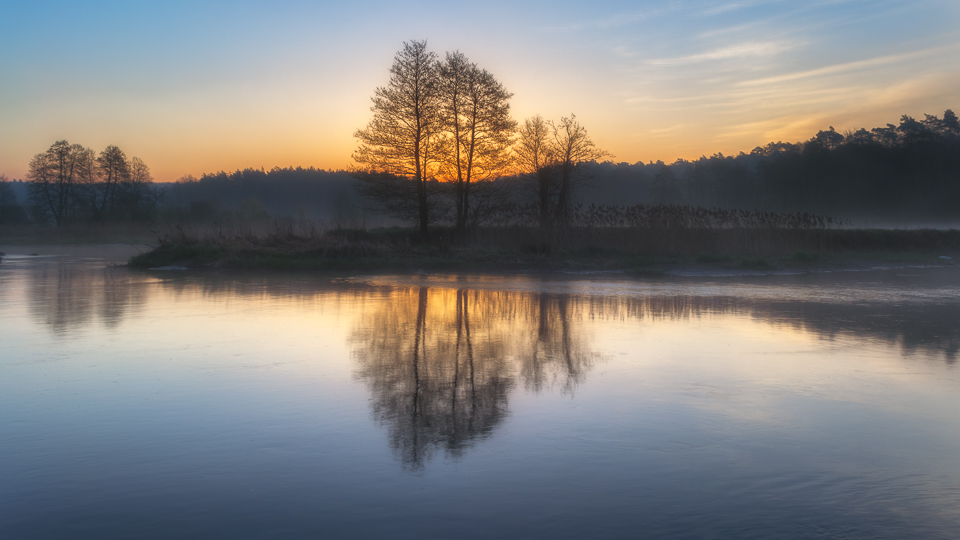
[126,203,960,275]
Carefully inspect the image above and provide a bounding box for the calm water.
[2,245,960,539]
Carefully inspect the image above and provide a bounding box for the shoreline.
[4,226,958,277]
[125,241,958,277]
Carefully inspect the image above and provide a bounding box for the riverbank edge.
[126,235,959,276]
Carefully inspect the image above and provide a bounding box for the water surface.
[2,245,959,539]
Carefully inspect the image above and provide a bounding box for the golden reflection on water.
[5,248,960,540]
[10,253,959,364]
[5,247,960,470]
[350,286,600,469]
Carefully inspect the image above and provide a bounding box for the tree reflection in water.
[16,256,960,470]
[27,262,147,335]
[351,286,599,470]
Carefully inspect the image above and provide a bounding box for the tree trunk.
[417,179,430,241]
[557,164,571,227]
[539,170,551,229]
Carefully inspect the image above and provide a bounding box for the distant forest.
[2,109,958,227]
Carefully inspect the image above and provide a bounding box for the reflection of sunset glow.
[348,286,600,468]
[6,248,960,540]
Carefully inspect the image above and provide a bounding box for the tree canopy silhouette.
[437,51,516,233]
[551,114,610,226]
[25,140,160,225]
[354,40,443,240]
[354,40,520,238]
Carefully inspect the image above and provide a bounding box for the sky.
[1,0,959,181]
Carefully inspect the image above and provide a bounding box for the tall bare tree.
[126,156,161,220]
[27,140,94,226]
[354,40,442,240]
[77,145,130,221]
[98,145,129,217]
[515,115,557,228]
[550,114,610,225]
[438,52,515,233]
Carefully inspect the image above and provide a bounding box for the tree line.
[599,110,960,221]
[353,40,608,240]
[16,140,163,225]
[166,167,357,225]
[0,175,30,225]
[162,109,959,226]
[3,44,956,229]
[352,40,960,234]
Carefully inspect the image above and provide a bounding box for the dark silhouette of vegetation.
[512,114,610,229]
[163,167,359,225]
[582,110,960,222]
[486,203,844,229]
[155,106,957,230]
[354,40,444,240]
[23,140,162,226]
[516,115,556,228]
[128,212,960,276]
[0,175,30,225]
[550,114,611,226]
[437,51,516,234]
[6,94,958,241]
[352,40,607,239]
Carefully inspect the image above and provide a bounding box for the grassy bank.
[126,223,960,273]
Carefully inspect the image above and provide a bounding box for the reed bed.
[158,217,330,246]
[462,204,850,256]
[476,226,954,255]
[486,203,845,230]
[130,206,959,270]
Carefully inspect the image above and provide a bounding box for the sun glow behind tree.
[354,41,612,236]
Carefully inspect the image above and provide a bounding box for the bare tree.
[77,145,130,221]
[126,156,162,220]
[99,145,130,216]
[516,115,557,228]
[550,114,610,225]
[27,140,94,226]
[354,40,442,240]
[438,52,515,233]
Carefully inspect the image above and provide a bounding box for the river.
[2,244,959,539]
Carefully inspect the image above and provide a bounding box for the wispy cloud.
[647,40,797,66]
[538,7,668,33]
[648,124,686,134]
[698,0,790,17]
[738,43,960,86]
[697,22,758,39]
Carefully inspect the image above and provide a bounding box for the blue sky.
[2,0,958,180]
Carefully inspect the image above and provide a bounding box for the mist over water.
[2,245,960,538]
